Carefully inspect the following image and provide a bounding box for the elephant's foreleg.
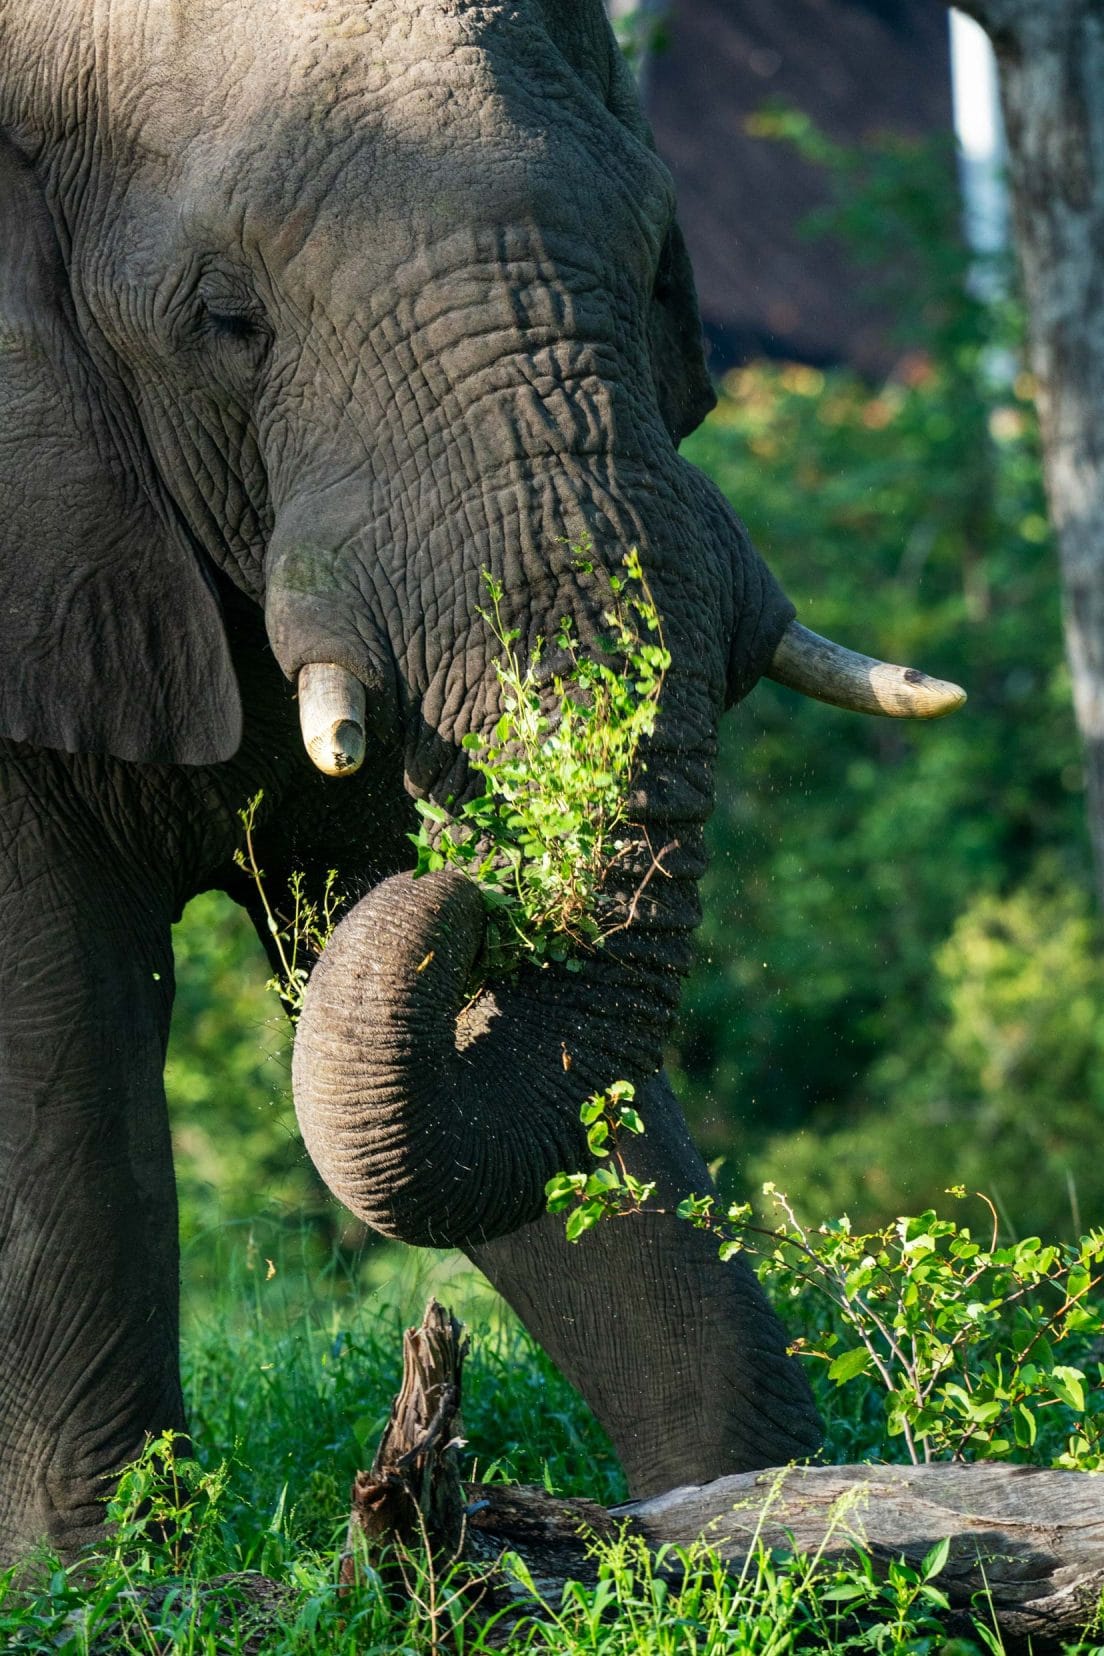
[463,1073,821,1498]
[0,768,183,1561]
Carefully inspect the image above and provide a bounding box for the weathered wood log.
[347,1301,1104,1651]
[620,1462,1104,1652]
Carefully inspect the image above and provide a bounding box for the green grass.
[0,1231,1063,1655]
[0,1238,627,1654]
[183,1232,628,1542]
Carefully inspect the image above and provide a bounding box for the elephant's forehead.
[88,0,664,304]
[95,0,639,251]
[109,0,597,158]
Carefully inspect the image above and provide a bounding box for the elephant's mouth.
[293,626,965,779]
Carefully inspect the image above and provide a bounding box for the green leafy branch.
[234,791,342,1019]
[412,545,672,977]
[545,1081,653,1243]
[735,1184,1104,1469]
[547,1096,1104,1469]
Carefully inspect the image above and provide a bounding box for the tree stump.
[345,1300,1104,1651]
[342,1299,469,1587]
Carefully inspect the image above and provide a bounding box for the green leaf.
[1050,1366,1086,1412]
[920,1530,953,1583]
[544,1172,586,1212]
[827,1348,873,1385]
[1014,1403,1037,1447]
[676,1194,713,1221]
[565,1202,604,1244]
[586,1120,610,1156]
[585,1167,621,1196]
[819,1583,869,1605]
[415,799,449,823]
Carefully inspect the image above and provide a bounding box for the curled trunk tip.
[293,870,593,1245]
[291,866,681,1247]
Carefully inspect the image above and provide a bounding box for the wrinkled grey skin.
[0,0,820,1560]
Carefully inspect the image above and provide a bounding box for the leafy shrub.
[549,1094,1104,1469]
[412,548,670,976]
[744,1187,1104,1469]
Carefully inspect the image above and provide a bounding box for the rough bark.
[951,0,1104,904]
[345,1302,1104,1652]
[622,1463,1104,1652]
[342,1300,470,1586]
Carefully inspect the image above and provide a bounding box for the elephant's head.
[0,0,962,1245]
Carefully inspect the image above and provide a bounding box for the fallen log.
[621,1462,1104,1651]
[344,1300,1104,1652]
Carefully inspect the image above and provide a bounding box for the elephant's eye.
[200,300,265,343]
[193,271,269,348]
[205,307,258,341]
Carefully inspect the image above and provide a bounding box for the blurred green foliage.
[166,892,365,1292]
[166,123,1100,1279]
[675,122,1096,1238]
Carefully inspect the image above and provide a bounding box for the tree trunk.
[954,0,1104,904]
[346,1302,1104,1652]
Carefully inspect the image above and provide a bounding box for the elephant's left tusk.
[298,663,367,775]
[765,622,966,719]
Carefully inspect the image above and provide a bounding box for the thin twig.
[603,837,678,937]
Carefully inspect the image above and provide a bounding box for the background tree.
[951,0,1104,906]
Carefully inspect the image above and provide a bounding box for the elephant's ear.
[603,39,716,446]
[0,139,241,765]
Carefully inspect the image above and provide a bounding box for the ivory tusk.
[765,622,966,719]
[297,663,367,775]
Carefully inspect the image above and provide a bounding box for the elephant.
[0,0,964,1561]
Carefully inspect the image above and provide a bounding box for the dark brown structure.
[645,0,955,374]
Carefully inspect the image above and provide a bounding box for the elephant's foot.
[0,1423,185,1568]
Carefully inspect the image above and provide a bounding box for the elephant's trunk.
[292,825,704,1247]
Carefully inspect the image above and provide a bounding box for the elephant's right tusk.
[765,622,966,719]
[297,663,367,775]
